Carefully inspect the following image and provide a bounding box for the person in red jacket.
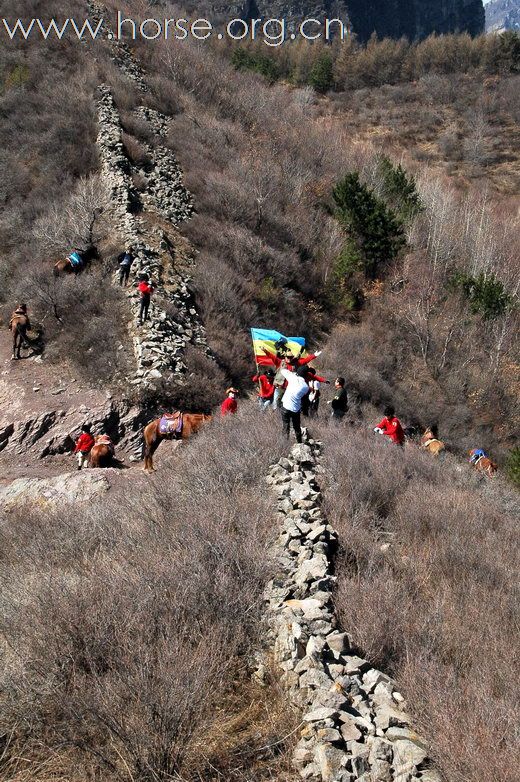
[252,369,275,410]
[137,274,154,325]
[73,424,95,470]
[221,387,238,416]
[374,406,405,446]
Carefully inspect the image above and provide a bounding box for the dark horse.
[143,413,212,472]
[53,246,99,276]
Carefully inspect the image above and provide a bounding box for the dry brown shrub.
[313,422,520,782]
[0,408,294,781]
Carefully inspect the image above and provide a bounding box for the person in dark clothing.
[118,247,135,286]
[328,377,348,420]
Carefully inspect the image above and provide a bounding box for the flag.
[250,328,306,368]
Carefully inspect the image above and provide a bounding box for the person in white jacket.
[280,366,309,443]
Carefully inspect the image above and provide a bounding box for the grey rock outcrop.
[485,0,520,32]
[0,400,146,461]
[0,472,109,512]
[209,0,484,40]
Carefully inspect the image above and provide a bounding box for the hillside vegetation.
[1,5,518,455]
[0,411,296,781]
[0,4,518,782]
[318,421,520,782]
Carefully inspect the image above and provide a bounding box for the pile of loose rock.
[88,1,149,92]
[263,439,441,782]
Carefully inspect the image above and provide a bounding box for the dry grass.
[312,420,520,782]
[0,409,296,781]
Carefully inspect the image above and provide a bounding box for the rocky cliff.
[210,0,485,40]
[346,0,485,41]
[485,0,520,31]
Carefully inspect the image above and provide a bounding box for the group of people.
[219,342,351,444]
[221,363,401,447]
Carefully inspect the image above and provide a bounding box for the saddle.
[67,251,83,268]
[159,412,183,436]
[96,435,114,448]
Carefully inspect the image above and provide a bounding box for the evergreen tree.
[309,52,334,93]
[377,156,423,220]
[505,447,520,488]
[450,271,513,320]
[332,172,405,279]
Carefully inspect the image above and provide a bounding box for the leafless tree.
[33,173,112,254]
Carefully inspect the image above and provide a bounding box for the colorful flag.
[250,328,306,368]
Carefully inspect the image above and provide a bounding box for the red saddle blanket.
[159,412,183,435]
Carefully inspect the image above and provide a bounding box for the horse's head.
[83,245,99,262]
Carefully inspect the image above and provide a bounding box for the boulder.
[314,743,348,782]
[339,717,363,743]
[303,707,339,722]
[291,443,314,465]
[393,738,428,774]
[369,759,393,782]
[0,471,110,511]
[295,554,329,584]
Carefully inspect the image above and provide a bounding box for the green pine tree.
[377,156,423,220]
[332,172,406,279]
[309,52,334,93]
[505,447,520,488]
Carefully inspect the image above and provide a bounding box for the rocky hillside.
[486,0,520,30]
[206,0,485,39]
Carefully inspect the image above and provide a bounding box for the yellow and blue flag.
[250,328,306,367]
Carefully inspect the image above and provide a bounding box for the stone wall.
[92,2,212,390]
[262,439,441,782]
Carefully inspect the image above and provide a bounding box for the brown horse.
[53,246,99,276]
[9,307,32,359]
[469,449,498,478]
[143,413,212,472]
[420,428,446,457]
[89,435,115,468]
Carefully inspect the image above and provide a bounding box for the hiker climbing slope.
[374,406,405,446]
[137,273,154,325]
[280,366,309,444]
[252,369,275,410]
[118,246,135,286]
[221,387,239,416]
